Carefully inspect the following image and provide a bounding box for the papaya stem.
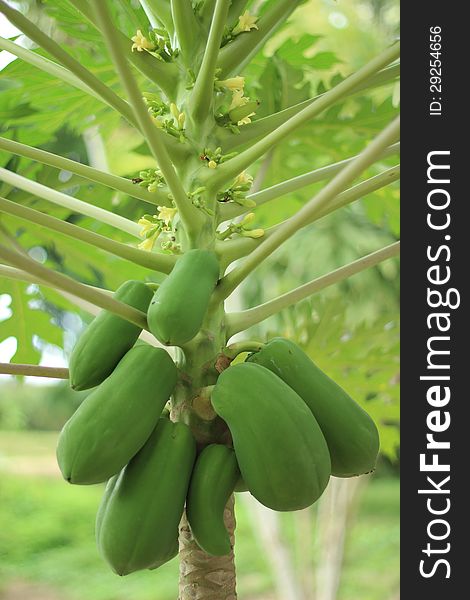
[0,36,103,102]
[170,0,200,63]
[0,363,69,379]
[223,341,266,359]
[216,0,304,77]
[179,496,237,600]
[226,241,401,337]
[92,0,205,244]
[217,165,401,265]
[216,115,400,299]
[138,0,172,33]
[0,245,149,330]
[219,142,401,221]
[209,43,400,189]
[0,168,141,238]
[192,386,217,421]
[0,263,110,296]
[68,0,178,95]
[190,0,231,123]
[0,137,169,206]
[216,64,400,153]
[0,197,176,274]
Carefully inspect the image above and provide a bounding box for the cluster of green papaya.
[57,251,221,575]
[187,339,380,556]
[57,279,193,575]
[57,249,379,574]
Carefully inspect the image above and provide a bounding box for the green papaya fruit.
[96,418,196,575]
[186,444,240,556]
[95,475,117,537]
[211,363,331,511]
[57,345,177,484]
[247,338,380,477]
[69,280,153,390]
[147,249,219,346]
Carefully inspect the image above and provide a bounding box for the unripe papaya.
[147,249,219,346]
[211,363,331,511]
[247,338,380,477]
[57,345,177,484]
[96,418,196,575]
[186,444,240,556]
[69,280,153,390]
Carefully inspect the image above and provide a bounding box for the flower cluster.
[138,206,180,253]
[131,29,177,61]
[217,212,264,241]
[217,172,255,207]
[144,100,186,142]
[199,147,238,169]
[134,168,166,193]
[216,76,259,127]
[142,93,168,118]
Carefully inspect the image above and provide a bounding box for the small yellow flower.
[229,90,249,111]
[131,30,156,52]
[138,216,157,237]
[233,11,259,35]
[208,160,218,169]
[238,113,255,126]
[234,171,254,187]
[157,206,177,225]
[138,234,158,252]
[218,76,245,92]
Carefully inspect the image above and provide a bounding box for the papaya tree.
[0,1,400,598]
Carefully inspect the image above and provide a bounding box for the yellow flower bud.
[241,212,256,226]
[138,216,156,237]
[157,206,177,225]
[170,103,180,120]
[208,160,218,169]
[218,76,245,92]
[131,30,156,52]
[234,171,254,187]
[242,228,265,239]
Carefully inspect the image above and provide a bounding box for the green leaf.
[0,279,63,364]
[275,34,322,66]
[309,51,342,70]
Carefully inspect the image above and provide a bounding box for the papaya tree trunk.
[172,309,237,600]
[179,496,237,600]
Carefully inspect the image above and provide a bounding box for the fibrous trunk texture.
[178,496,237,600]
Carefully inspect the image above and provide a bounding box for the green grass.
[0,432,398,599]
